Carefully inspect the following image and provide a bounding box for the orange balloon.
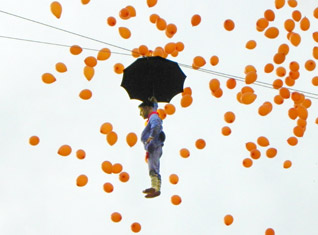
[180,148,190,158]
[138,45,148,56]
[157,108,166,120]
[191,14,201,26]
[176,42,185,52]
[266,148,277,158]
[265,27,279,39]
[288,0,297,7]
[111,212,122,223]
[110,163,123,175]
[246,40,257,49]
[131,222,141,233]
[313,47,318,60]
[101,161,112,174]
[264,63,274,73]
[284,19,295,32]
[107,131,118,146]
[166,24,177,37]
[100,122,113,134]
[84,66,94,81]
[156,18,167,31]
[164,42,176,54]
[241,92,257,105]
[70,45,82,55]
[126,6,136,17]
[58,144,72,156]
[289,32,301,46]
[265,228,275,235]
[169,174,179,184]
[313,32,318,43]
[50,1,62,19]
[164,104,176,115]
[76,149,86,160]
[224,19,235,31]
[226,78,236,89]
[147,0,157,7]
[97,48,111,61]
[302,98,312,108]
[56,62,67,73]
[297,118,307,128]
[209,79,220,92]
[107,16,116,26]
[305,60,316,71]
[275,0,285,9]
[118,27,131,39]
[126,132,137,147]
[314,7,318,19]
[76,174,88,187]
[283,160,292,169]
[210,56,219,66]
[293,125,305,137]
[84,56,97,67]
[250,149,261,160]
[288,108,298,120]
[274,95,284,105]
[119,172,130,182]
[193,56,206,67]
[224,111,235,123]
[181,94,193,108]
[114,63,125,74]
[119,8,130,20]
[279,87,290,99]
[195,139,206,149]
[264,9,275,21]
[221,126,232,136]
[244,65,256,74]
[131,48,141,58]
[224,214,234,226]
[312,76,318,86]
[212,88,223,98]
[149,14,159,24]
[79,89,92,100]
[289,61,299,71]
[292,10,302,21]
[103,182,114,193]
[246,142,257,151]
[285,76,295,87]
[245,71,257,84]
[243,158,253,168]
[300,17,310,31]
[273,53,285,64]
[256,18,269,31]
[257,136,269,147]
[29,136,40,146]
[287,136,298,146]
[297,106,308,120]
[182,87,192,96]
[278,44,289,55]
[42,73,56,84]
[276,67,286,77]
[258,102,273,116]
[171,195,182,205]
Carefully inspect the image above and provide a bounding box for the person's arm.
[146,116,161,143]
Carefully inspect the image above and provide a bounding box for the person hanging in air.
[138,97,165,198]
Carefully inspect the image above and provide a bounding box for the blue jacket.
[141,111,163,151]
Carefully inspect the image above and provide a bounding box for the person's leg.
[144,145,162,198]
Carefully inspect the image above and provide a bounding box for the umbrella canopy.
[121,56,186,102]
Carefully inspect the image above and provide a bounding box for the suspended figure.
[121,56,186,198]
[139,97,165,198]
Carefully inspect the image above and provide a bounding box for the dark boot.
[145,176,161,198]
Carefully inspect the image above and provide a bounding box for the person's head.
[138,100,154,119]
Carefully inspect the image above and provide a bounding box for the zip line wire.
[1,9,318,100]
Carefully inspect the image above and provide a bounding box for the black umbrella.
[121,56,186,102]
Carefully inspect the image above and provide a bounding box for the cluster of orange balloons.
[110,212,142,233]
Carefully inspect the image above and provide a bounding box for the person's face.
[139,106,151,119]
